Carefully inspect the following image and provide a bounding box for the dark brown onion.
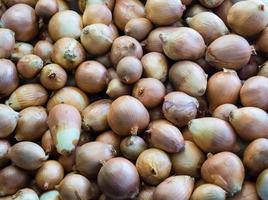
[212,104,238,121]
[96,131,122,154]
[33,40,53,64]
[0,140,10,168]
[0,28,15,59]
[120,136,147,160]
[35,0,58,19]
[11,42,33,62]
[106,78,131,99]
[17,54,43,79]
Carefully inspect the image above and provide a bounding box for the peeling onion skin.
[0,140,10,168]
[0,28,15,59]
[0,104,19,138]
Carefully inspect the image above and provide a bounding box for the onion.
[39,190,61,200]
[205,34,252,70]
[162,92,199,127]
[57,174,91,200]
[145,0,185,26]
[258,60,268,78]
[191,184,226,200]
[96,53,113,68]
[5,84,48,111]
[120,135,147,160]
[98,157,140,199]
[41,130,56,154]
[171,141,205,177]
[10,188,38,200]
[0,28,15,58]
[83,4,112,26]
[227,0,268,37]
[229,107,268,141]
[113,0,145,30]
[107,67,118,81]
[240,76,268,111]
[1,4,38,41]
[48,10,82,41]
[0,104,19,138]
[199,0,224,8]
[80,24,114,56]
[51,37,86,71]
[48,104,81,155]
[137,186,155,200]
[78,0,115,12]
[8,141,47,170]
[169,61,207,97]
[96,130,122,154]
[229,181,259,200]
[2,0,37,7]
[189,117,236,153]
[33,40,53,64]
[15,106,47,141]
[35,160,64,190]
[256,169,268,200]
[58,151,76,173]
[0,165,29,196]
[35,0,58,19]
[0,140,10,168]
[185,4,209,18]
[153,176,194,200]
[141,52,168,82]
[75,61,108,93]
[0,59,19,99]
[17,54,43,79]
[207,69,242,111]
[75,141,116,179]
[148,106,164,121]
[56,0,70,11]
[214,0,234,24]
[187,12,229,44]
[160,27,206,61]
[237,57,258,80]
[125,18,153,41]
[136,148,171,185]
[212,104,238,121]
[106,78,131,99]
[40,64,67,90]
[254,27,268,55]
[11,42,33,62]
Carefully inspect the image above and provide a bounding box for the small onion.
[96,131,122,153]
[0,28,15,58]
[214,0,234,24]
[41,130,56,154]
[78,0,115,12]
[145,0,185,26]
[106,78,131,99]
[125,18,153,41]
[136,148,171,185]
[199,0,224,8]
[5,84,48,111]
[35,160,64,190]
[254,27,268,55]
[240,76,268,111]
[98,157,140,199]
[258,60,268,78]
[148,106,164,121]
[141,52,168,82]
[185,4,209,18]
[162,92,199,127]
[51,37,86,71]
[17,54,43,79]
[39,190,61,200]
[191,184,226,200]
[56,0,70,11]
[160,27,206,61]
[48,10,83,41]
[35,0,58,19]
[171,141,205,177]
[107,95,150,136]
[169,61,207,97]
[137,186,155,200]
[153,176,194,200]
[1,4,38,41]
[120,135,147,160]
[256,169,268,200]
[40,64,67,90]
[0,104,19,138]
[33,40,53,64]
[0,140,10,168]
[96,53,113,68]
[237,57,258,80]
[8,141,47,170]
[229,181,259,200]
[188,117,236,153]
[15,106,47,141]
[58,151,76,173]
[201,152,245,197]
[10,188,38,200]
[11,42,33,62]
[212,104,238,121]
[83,4,112,26]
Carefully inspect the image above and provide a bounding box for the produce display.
[0,0,268,199]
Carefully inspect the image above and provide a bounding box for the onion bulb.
[254,27,268,55]
[106,78,131,99]
[229,181,259,200]
[0,140,10,168]
[96,131,122,154]
[33,40,53,64]
[191,184,226,200]
[0,28,15,58]
[17,54,43,79]
[0,104,19,138]
[35,0,58,19]
[258,60,268,78]
[125,18,153,41]
[256,169,268,200]
[11,42,33,62]
[83,4,112,26]
[212,104,238,121]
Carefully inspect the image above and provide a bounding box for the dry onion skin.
[17,54,43,79]
[10,42,33,62]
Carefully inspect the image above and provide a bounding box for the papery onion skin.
[106,78,131,99]
[0,28,15,59]
[0,104,19,138]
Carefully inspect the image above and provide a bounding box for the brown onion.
[9,141,47,170]
[107,95,150,136]
[113,0,145,30]
[182,128,194,142]
[48,104,81,155]
[185,4,209,18]
[110,36,143,65]
[0,104,19,138]
[78,0,115,12]
[162,92,199,127]
[191,184,226,200]
[120,135,147,160]
[0,140,10,168]
[35,0,58,19]
[83,4,112,26]
[229,107,268,141]
[169,61,207,97]
[125,18,153,41]
[201,152,245,197]
[240,76,268,111]
[229,181,259,200]
[1,4,38,41]
[258,61,268,78]
[0,28,15,58]
[58,151,76,173]
[76,141,116,179]
[199,0,224,8]
[153,176,194,200]
[145,0,185,26]
[206,34,252,70]
[227,0,268,37]
[212,104,238,121]
[33,40,53,64]
[136,148,171,185]
[141,52,168,82]
[11,42,33,62]
[52,37,86,71]
[0,165,29,196]
[256,169,268,200]
[96,131,122,153]
[106,78,131,99]
[189,117,236,153]
[160,27,206,61]
[40,64,67,90]
[41,130,56,154]
[17,54,43,79]
[254,27,268,55]
[35,160,64,190]
[6,84,48,111]
[48,10,82,41]
[237,57,258,80]
[15,106,47,141]
[75,61,108,93]
[171,141,205,177]
[207,70,242,111]
[137,186,155,200]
